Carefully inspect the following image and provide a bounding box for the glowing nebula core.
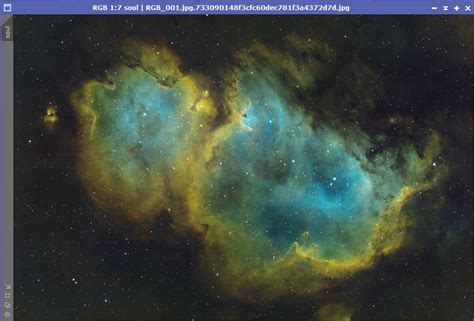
[71,38,445,308]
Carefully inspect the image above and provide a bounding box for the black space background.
[13,16,473,321]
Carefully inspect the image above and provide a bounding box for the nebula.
[71,37,446,315]
[187,41,445,300]
[72,40,216,221]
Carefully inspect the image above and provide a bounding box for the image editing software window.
[1,10,473,321]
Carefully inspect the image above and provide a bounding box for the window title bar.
[0,0,473,14]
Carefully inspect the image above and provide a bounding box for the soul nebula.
[72,38,445,306]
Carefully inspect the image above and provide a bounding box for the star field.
[13,16,473,321]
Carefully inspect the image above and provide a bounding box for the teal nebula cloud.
[205,65,403,261]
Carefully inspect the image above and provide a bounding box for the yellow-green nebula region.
[72,39,445,303]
